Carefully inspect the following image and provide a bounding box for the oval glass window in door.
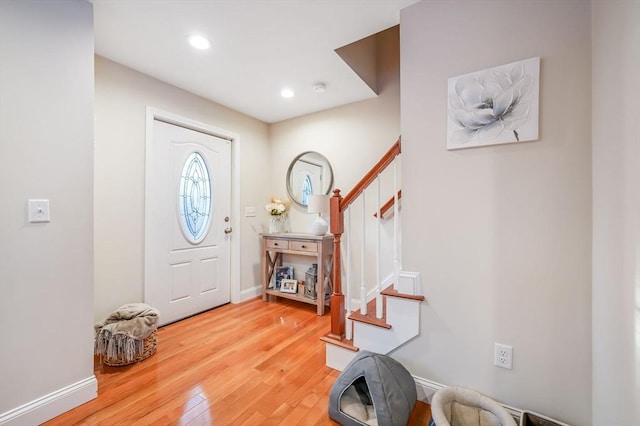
[301,174,313,205]
[178,151,212,243]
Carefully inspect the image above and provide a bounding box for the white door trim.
[145,107,241,305]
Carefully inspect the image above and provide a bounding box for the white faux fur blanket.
[94,303,160,363]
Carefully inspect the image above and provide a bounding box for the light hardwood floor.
[44,298,430,425]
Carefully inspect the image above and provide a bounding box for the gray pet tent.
[328,350,417,426]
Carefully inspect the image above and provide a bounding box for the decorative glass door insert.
[178,151,212,243]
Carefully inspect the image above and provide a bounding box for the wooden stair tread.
[348,298,391,329]
[320,334,359,352]
[381,284,426,301]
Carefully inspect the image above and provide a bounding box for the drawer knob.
[301,245,306,248]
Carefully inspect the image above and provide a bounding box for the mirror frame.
[286,151,334,207]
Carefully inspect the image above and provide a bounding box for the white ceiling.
[93,0,420,123]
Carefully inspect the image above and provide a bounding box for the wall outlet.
[494,343,513,369]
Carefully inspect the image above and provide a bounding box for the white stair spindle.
[376,174,383,319]
[393,158,401,284]
[360,193,367,315]
[345,207,353,340]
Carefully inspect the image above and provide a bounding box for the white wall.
[0,1,97,423]
[269,26,400,230]
[269,26,401,293]
[592,1,640,424]
[94,57,269,322]
[399,1,592,424]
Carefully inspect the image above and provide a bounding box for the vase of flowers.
[265,196,290,233]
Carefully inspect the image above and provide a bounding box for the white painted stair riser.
[353,297,421,354]
[386,296,421,333]
[324,271,423,371]
[325,344,359,371]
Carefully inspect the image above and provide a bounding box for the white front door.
[145,118,231,326]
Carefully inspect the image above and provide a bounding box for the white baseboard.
[413,375,523,421]
[0,375,97,425]
[413,375,446,403]
[239,284,262,302]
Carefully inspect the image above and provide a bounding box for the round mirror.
[286,151,334,207]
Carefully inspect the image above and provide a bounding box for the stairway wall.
[399,2,592,425]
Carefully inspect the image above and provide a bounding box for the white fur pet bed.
[429,386,517,426]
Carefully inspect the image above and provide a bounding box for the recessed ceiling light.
[188,34,211,50]
[280,88,295,98]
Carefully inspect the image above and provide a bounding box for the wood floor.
[44,297,430,425]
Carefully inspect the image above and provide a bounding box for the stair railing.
[328,138,401,340]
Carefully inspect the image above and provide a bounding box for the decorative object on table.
[273,265,293,290]
[307,194,330,236]
[265,195,290,233]
[279,279,298,293]
[304,263,318,299]
[94,303,160,366]
[447,56,540,150]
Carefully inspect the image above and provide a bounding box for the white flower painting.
[447,57,540,150]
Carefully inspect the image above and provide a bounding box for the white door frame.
[145,107,241,305]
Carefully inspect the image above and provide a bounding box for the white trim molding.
[0,376,97,425]
[413,375,446,403]
[239,284,262,302]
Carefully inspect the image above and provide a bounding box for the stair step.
[349,298,391,329]
[324,335,360,370]
[320,334,359,352]
[324,273,426,369]
[381,284,426,301]
[345,284,425,329]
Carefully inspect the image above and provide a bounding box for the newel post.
[329,189,345,339]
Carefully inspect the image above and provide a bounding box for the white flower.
[449,62,533,145]
[265,196,289,216]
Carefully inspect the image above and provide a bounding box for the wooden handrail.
[374,190,402,218]
[340,138,401,211]
[327,137,402,341]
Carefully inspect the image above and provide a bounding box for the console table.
[261,233,333,315]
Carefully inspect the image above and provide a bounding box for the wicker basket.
[103,330,158,367]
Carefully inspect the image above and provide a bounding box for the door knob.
[224,227,233,234]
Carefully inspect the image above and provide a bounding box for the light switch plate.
[28,199,50,223]
[245,206,256,217]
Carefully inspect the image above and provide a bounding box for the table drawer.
[290,241,318,253]
[265,239,289,250]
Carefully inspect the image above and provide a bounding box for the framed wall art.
[447,56,540,150]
